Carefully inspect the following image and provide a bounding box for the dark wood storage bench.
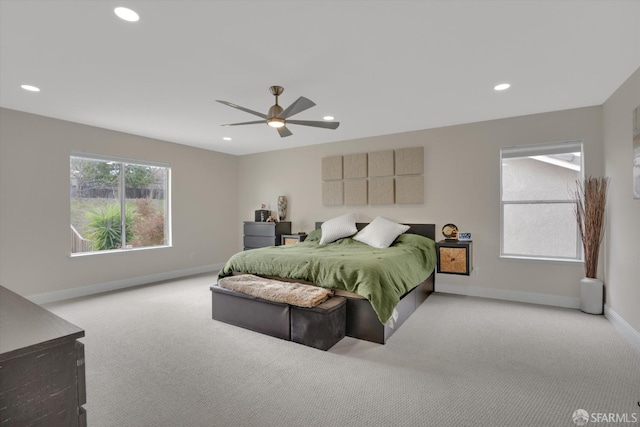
[290,297,346,350]
[211,284,346,351]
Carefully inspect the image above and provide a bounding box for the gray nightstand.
[243,221,291,250]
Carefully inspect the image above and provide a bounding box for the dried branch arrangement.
[573,176,610,278]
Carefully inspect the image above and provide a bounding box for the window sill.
[500,254,583,264]
[69,245,172,258]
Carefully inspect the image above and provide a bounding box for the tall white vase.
[580,277,603,314]
[277,195,287,221]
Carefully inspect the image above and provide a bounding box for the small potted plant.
[573,176,610,314]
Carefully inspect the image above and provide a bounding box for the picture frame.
[458,232,472,241]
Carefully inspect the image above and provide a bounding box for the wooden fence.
[71,225,94,253]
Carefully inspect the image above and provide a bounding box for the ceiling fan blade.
[286,120,340,130]
[279,96,316,119]
[277,126,293,137]
[220,120,265,127]
[216,100,267,119]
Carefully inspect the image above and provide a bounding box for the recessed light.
[494,83,511,91]
[223,137,232,141]
[114,7,139,22]
[323,116,335,121]
[20,84,40,92]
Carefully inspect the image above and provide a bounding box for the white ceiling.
[1,1,639,156]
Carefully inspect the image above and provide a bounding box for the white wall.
[602,67,640,336]
[237,106,604,305]
[0,108,239,298]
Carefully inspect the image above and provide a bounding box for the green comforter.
[218,230,436,324]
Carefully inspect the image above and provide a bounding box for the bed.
[216,222,437,344]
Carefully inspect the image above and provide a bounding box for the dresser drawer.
[244,222,276,237]
[244,235,277,249]
[242,222,291,250]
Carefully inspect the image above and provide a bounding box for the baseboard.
[605,305,640,352]
[28,263,225,305]
[435,283,581,309]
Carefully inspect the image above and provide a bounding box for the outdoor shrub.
[85,204,136,250]
[131,198,165,247]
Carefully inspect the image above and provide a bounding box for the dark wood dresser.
[0,285,87,426]
[243,221,291,250]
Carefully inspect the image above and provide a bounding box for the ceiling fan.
[216,86,340,138]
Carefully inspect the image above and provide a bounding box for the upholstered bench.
[210,282,346,350]
[291,297,346,350]
[211,284,291,340]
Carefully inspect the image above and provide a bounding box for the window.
[70,153,170,254]
[500,140,583,261]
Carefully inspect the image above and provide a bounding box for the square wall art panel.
[344,153,368,179]
[323,181,343,205]
[322,147,424,205]
[322,156,343,181]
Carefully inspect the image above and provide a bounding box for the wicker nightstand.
[436,240,473,275]
[281,234,307,245]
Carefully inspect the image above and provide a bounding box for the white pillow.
[319,213,358,245]
[353,216,410,249]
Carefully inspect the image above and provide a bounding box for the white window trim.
[69,244,171,258]
[499,140,584,262]
[70,151,170,168]
[70,152,172,256]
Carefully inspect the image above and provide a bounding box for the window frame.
[70,151,172,256]
[499,140,584,262]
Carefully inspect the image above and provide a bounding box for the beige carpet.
[44,272,640,427]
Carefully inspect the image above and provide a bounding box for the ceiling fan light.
[268,118,285,128]
[114,7,139,22]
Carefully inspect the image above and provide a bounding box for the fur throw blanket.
[217,274,332,308]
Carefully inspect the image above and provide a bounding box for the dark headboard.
[315,222,436,241]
